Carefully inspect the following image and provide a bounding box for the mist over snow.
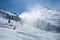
[19,5,60,33]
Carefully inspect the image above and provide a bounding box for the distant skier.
[13,26,16,30]
[8,19,10,23]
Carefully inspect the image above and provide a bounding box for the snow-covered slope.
[0,9,60,40]
[0,10,20,22]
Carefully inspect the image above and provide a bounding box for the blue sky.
[0,0,60,13]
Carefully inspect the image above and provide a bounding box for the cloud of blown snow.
[19,4,60,32]
[19,4,42,25]
[19,4,60,24]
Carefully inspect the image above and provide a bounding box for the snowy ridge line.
[0,9,16,16]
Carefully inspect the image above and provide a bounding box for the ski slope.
[0,9,60,40]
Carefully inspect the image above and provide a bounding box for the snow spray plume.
[19,4,60,33]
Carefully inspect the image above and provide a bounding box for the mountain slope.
[0,9,60,40]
